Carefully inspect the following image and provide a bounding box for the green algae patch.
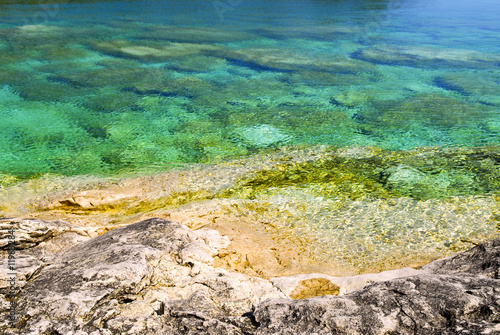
[49,189,214,217]
[122,190,214,216]
[373,94,490,128]
[219,146,500,201]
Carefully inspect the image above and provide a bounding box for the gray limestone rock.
[254,274,500,335]
[1,218,282,334]
[422,238,500,278]
[1,217,498,335]
[0,217,95,250]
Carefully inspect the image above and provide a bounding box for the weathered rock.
[0,218,96,250]
[254,238,500,334]
[0,255,43,295]
[0,218,101,298]
[254,274,500,335]
[2,218,283,334]
[0,217,498,334]
[422,238,500,279]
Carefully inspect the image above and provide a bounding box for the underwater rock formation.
[352,44,500,69]
[252,25,362,41]
[140,26,255,43]
[434,72,500,106]
[207,47,373,73]
[0,218,498,334]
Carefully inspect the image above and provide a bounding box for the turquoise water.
[0,0,499,179]
[0,0,499,271]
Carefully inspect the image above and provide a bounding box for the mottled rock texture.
[1,218,282,334]
[255,239,500,335]
[0,218,498,335]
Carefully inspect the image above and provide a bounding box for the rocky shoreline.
[0,217,499,334]
[1,146,499,333]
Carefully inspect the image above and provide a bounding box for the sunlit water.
[0,0,499,271]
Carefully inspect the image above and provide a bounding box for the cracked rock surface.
[0,218,498,334]
[1,218,283,334]
[254,239,500,335]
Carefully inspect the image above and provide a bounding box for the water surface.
[0,0,499,271]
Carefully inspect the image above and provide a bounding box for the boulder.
[422,238,500,278]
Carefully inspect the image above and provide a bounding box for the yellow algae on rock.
[289,278,340,299]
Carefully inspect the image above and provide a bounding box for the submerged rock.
[91,39,223,62]
[234,124,292,148]
[253,25,362,41]
[352,44,500,69]
[208,47,373,73]
[434,72,500,105]
[50,66,215,98]
[140,25,255,43]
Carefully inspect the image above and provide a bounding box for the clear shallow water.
[2,0,499,273]
[0,0,499,180]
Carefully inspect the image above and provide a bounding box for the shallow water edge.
[2,145,499,276]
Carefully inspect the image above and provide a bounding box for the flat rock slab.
[91,39,223,62]
[352,44,500,69]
